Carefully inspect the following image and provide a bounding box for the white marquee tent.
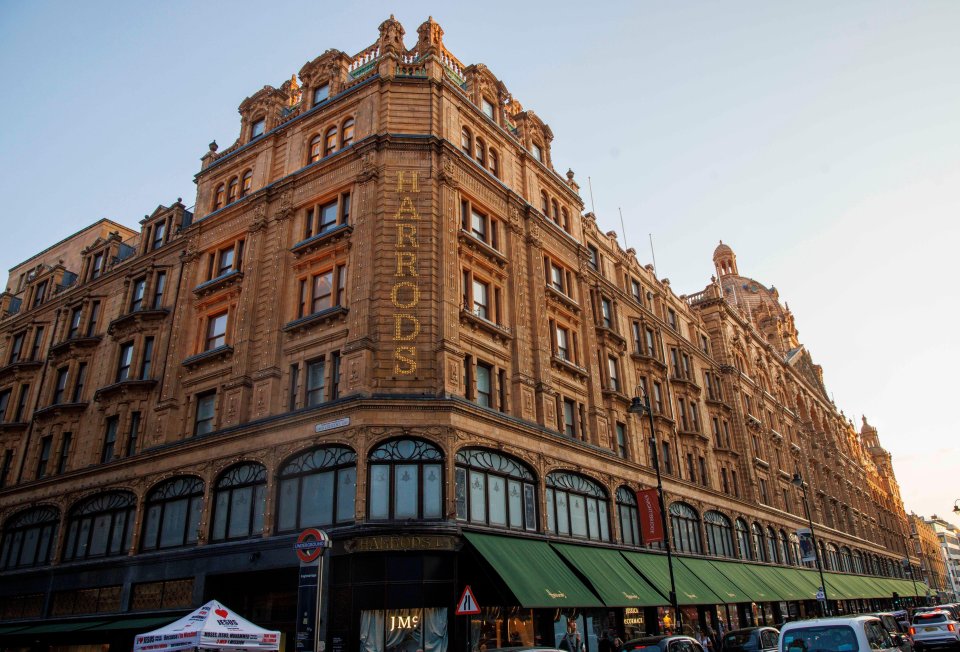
[133,600,280,652]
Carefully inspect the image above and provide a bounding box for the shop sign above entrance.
[456,585,481,615]
[295,528,330,563]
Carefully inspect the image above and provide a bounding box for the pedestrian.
[598,630,614,652]
[700,628,714,651]
[559,618,586,652]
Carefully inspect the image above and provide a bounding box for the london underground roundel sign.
[294,528,330,563]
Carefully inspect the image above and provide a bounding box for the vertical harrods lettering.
[392,171,420,374]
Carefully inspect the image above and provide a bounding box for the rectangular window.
[662,441,672,474]
[91,253,104,279]
[759,478,768,504]
[140,337,154,379]
[670,348,681,377]
[682,353,691,379]
[699,456,708,487]
[217,245,236,277]
[687,453,696,482]
[116,341,134,382]
[86,301,100,336]
[57,433,72,474]
[632,322,642,353]
[13,384,30,422]
[313,83,329,106]
[481,97,495,118]
[731,470,739,497]
[304,193,350,239]
[549,262,564,293]
[712,417,722,447]
[306,359,326,407]
[615,422,627,458]
[472,278,489,319]
[0,389,10,422]
[587,244,599,270]
[600,297,613,329]
[721,467,729,494]
[653,382,664,413]
[555,324,570,360]
[668,308,678,331]
[722,420,731,447]
[631,279,643,303]
[531,143,543,162]
[251,118,265,139]
[607,356,620,392]
[152,271,167,309]
[206,312,228,350]
[152,221,166,250]
[562,398,576,437]
[194,392,216,435]
[700,334,709,354]
[130,277,146,312]
[53,367,69,405]
[72,362,87,402]
[782,488,791,513]
[0,449,11,487]
[498,368,507,413]
[289,363,300,410]
[37,436,52,479]
[311,271,334,313]
[102,416,119,463]
[68,307,82,339]
[30,327,44,360]
[678,398,688,430]
[476,362,492,408]
[9,332,25,363]
[645,327,656,357]
[127,412,141,457]
[690,402,700,432]
[330,351,341,400]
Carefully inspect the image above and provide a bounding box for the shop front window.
[454,448,537,531]
[359,608,447,652]
[368,439,443,521]
[470,608,535,649]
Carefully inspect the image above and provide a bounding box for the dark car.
[720,627,779,652]
[864,612,914,652]
[620,635,705,652]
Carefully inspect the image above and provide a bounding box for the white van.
[779,616,898,651]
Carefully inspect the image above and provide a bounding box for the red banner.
[637,488,664,543]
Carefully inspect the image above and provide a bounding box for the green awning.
[854,575,890,599]
[621,551,723,605]
[15,620,108,634]
[0,625,31,635]
[750,565,815,601]
[824,572,861,600]
[464,532,602,608]
[86,616,181,631]
[675,558,767,603]
[553,543,667,607]
[711,559,786,602]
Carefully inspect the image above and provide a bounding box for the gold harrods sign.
[344,534,458,553]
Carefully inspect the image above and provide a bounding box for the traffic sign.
[295,528,330,563]
[456,585,481,615]
[816,587,825,601]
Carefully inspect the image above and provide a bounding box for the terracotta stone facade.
[0,15,917,649]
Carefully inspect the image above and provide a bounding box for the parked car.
[721,627,780,651]
[864,612,914,651]
[780,616,896,651]
[619,635,705,652]
[909,609,960,650]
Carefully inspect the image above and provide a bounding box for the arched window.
[752,522,766,562]
[617,487,640,546]
[789,532,803,567]
[670,502,702,554]
[551,199,560,224]
[826,543,840,572]
[341,118,355,148]
[213,184,225,210]
[368,439,443,521]
[540,191,549,214]
[455,448,536,531]
[461,128,472,155]
[141,476,204,551]
[560,207,569,231]
[778,529,790,565]
[240,170,253,198]
[840,546,853,573]
[324,126,338,157]
[309,135,322,163]
[488,149,499,177]
[545,471,610,542]
[227,177,239,203]
[766,525,779,563]
[63,491,135,561]
[704,511,735,558]
[736,518,752,560]
[277,447,356,532]
[819,541,829,570]
[475,138,486,166]
[210,462,266,542]
[852,550,864,574]
[0,506,59,570]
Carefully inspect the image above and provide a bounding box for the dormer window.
[481,98,495,119]
[227,177,239,203]
[474,138,486,166]
[461,128,471,155]
[251,118,266,140]
[341,118,355,148]
[324,126,338,157]
[309,135,322,163]
[32,280,47,308]
[91,253,104,279]
[240,170,253,198]
[151,221,166,250]
[531,143,543,162]
[213,184,225,210]
[313,83,329,106]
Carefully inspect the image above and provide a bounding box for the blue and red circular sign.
[294,528,330,563]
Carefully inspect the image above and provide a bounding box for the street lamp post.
[792,470,829,616]
[629,388,681,633]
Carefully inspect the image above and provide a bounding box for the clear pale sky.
[1,2,957,523]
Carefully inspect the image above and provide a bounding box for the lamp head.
[628,396,646,415]
[791,472,803,488]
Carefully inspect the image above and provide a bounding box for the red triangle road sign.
[456,585,481,615]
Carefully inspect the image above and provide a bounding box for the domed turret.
[713,240,739,277]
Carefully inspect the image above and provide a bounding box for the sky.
[1,1,957,523]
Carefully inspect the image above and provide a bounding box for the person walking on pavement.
[559,618,585,652]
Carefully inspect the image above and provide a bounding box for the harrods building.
[0,16,924,652]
